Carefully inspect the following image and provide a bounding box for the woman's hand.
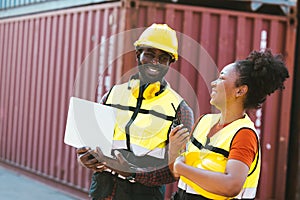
[173,155,186,178]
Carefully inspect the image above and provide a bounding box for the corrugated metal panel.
[123,1,296,199]
[0,0,52,9]
[286,1,300,197]
[0,1,123,196]
[0,0,115,10]
[0,0,116,19]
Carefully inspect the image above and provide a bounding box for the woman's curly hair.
[235,49,289,109]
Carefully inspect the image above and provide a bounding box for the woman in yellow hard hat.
[169,49,289,200]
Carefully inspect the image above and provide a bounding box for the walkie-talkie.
[171,103,189,152]
[171,103,181,129]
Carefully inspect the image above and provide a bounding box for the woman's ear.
[236,85,248,97]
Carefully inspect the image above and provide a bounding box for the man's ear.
[135,50,141,61]
[169,59,175,65]
[236,85,248,97]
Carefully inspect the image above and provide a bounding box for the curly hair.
[235,49,289,110]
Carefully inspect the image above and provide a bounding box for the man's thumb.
[114,150,126,164]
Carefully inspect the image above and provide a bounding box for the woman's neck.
[219,108,245,125]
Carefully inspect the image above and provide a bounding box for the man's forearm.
[135,165,176,186]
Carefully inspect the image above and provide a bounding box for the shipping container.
[0,0,115,19]
[0,2,124,198]
[0,0,54,10]
[286,1,300,199]
[123,2,295,199]
[0,0,296,199]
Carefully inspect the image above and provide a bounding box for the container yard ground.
[0,165,80,200]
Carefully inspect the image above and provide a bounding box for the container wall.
[0,0,116,19]
[122,1,296,199]
[0,1,123,194]
[286,1,300,199]
[0,0,53,10]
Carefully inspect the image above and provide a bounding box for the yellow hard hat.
[134,23,178,61]
[180,151,229,199]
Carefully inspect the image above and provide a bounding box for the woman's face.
[210,63,240,110]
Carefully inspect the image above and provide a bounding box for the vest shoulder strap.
[230,127,260,177]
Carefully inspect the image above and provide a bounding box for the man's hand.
[94,148,137,178]
[168,124,189,163]
[76,146,107,172]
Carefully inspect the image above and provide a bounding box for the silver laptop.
[64,97,116,157]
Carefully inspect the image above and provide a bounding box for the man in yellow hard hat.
[77,23,194,200]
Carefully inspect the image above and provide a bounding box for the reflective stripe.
[178,180,256,199]
[178,179,198,195]
[235,187,257,199]
[113,140,166,159]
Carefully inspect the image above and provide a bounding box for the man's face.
[137,48,172,84]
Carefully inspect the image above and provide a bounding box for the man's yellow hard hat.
[134,23,178,61]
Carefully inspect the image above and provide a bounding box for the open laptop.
[64,97,116,157]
